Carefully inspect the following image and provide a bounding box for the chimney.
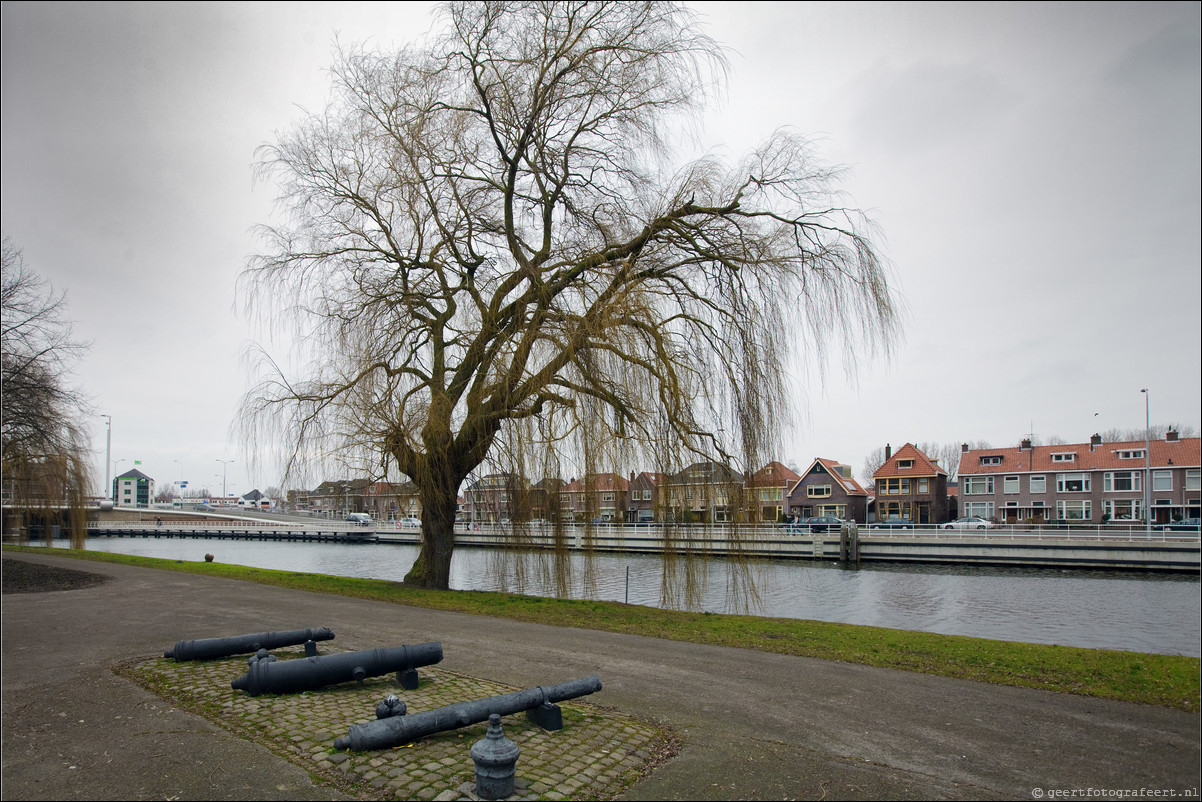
[961,442,969,453]
[1166,428,1179,442]
[885,444,892,460]
[1090,433,1101,451]
[1020,438,1032,451]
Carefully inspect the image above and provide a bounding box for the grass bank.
[8,545,1199,712]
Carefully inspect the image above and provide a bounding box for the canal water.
[66,536,1200,657]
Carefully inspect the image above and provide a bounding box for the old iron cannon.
[164,627,335,661]
[333,673,602,751]
[231,642,443,696]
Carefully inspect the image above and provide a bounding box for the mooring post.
[839,521,860,568]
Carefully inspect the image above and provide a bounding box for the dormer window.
[1116,449,1146,460]
[897,459,913,469]
[1051,453,1076,462]
[980,456,1002,466]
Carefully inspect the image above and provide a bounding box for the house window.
[979,456,1002,466]
[1057,500,1091,520]
[1030,475,1046,494]
[897,459,913,469]
[1051,453,1076,462]
[1103,471,1141,493]
[1003,476,1020,494]
[1152,471,1172,492]
[807,484,832,498]
[878,478,910,495]
[819,504,847,518]
[1056,473,1090,492]
[963,476,994,495]
[917,478,929,494]
[1116,450,1146,460]
[1104,499,1142,520]
[1187,470,1201,491]
[963,501,994,518]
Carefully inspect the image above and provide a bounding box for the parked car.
[804,515,844,533]
[942,516,996,530]
[345,513,372,526]
[396,517,421,528]
[871,516,913,530]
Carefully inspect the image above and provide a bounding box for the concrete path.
[2,551,1198,801]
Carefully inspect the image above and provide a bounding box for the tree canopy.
[1,235,92,544]
[242,1,901,589]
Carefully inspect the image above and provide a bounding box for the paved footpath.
[2,552,1198,801]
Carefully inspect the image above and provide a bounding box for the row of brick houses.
[957,430,1200,525]
[286,430,1199,526]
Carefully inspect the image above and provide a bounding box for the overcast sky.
[3,1,1199,499]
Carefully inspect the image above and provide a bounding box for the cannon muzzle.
[334,673,601,751]
[231,642,443,696]
[164,627,335,661]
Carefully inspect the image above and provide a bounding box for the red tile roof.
[872,443,947,479]
[746,461,802,487]
[562,473,630,492]
[959,437,1200,475]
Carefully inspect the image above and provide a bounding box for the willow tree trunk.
[402,455,464,590]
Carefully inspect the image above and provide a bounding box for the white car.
[942,516,995,530]
[396,517,421,528]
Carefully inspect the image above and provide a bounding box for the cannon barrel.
[164,627,335,661]
[334,674,602,751]
[231,642,443,696]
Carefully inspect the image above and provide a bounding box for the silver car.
[942,516,995,530]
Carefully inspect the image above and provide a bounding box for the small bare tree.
[1,235,93,546]
[242,2,901,589]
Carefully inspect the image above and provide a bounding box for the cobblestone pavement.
[118,647,677,801]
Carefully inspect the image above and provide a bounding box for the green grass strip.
[7,545,1198,712]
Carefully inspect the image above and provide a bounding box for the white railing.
[449,521,1199,544]
[85,518,1199,544]
[86,519,377,533]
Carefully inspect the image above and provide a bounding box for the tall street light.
[101,415,112,499]
[217,459,234,502]
[1141,389,1150,534]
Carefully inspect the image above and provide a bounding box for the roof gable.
[792,457,867,496]
[873,443,946,480]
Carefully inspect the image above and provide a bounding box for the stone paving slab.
[116,647,679,801]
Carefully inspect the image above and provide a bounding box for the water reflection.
[66,537,1199,656]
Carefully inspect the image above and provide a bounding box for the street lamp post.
[1141,389,1150,534]
[112,459,127,503]
[217,460,234,503]
[101,415,112,499]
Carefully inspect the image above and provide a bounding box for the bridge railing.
[86,519,375,533]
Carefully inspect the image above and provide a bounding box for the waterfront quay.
[81,512,1201,573]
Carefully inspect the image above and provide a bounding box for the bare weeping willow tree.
[240,1,900,590]
[1,235,93,547]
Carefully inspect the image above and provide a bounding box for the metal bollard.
[472,714,520,800]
